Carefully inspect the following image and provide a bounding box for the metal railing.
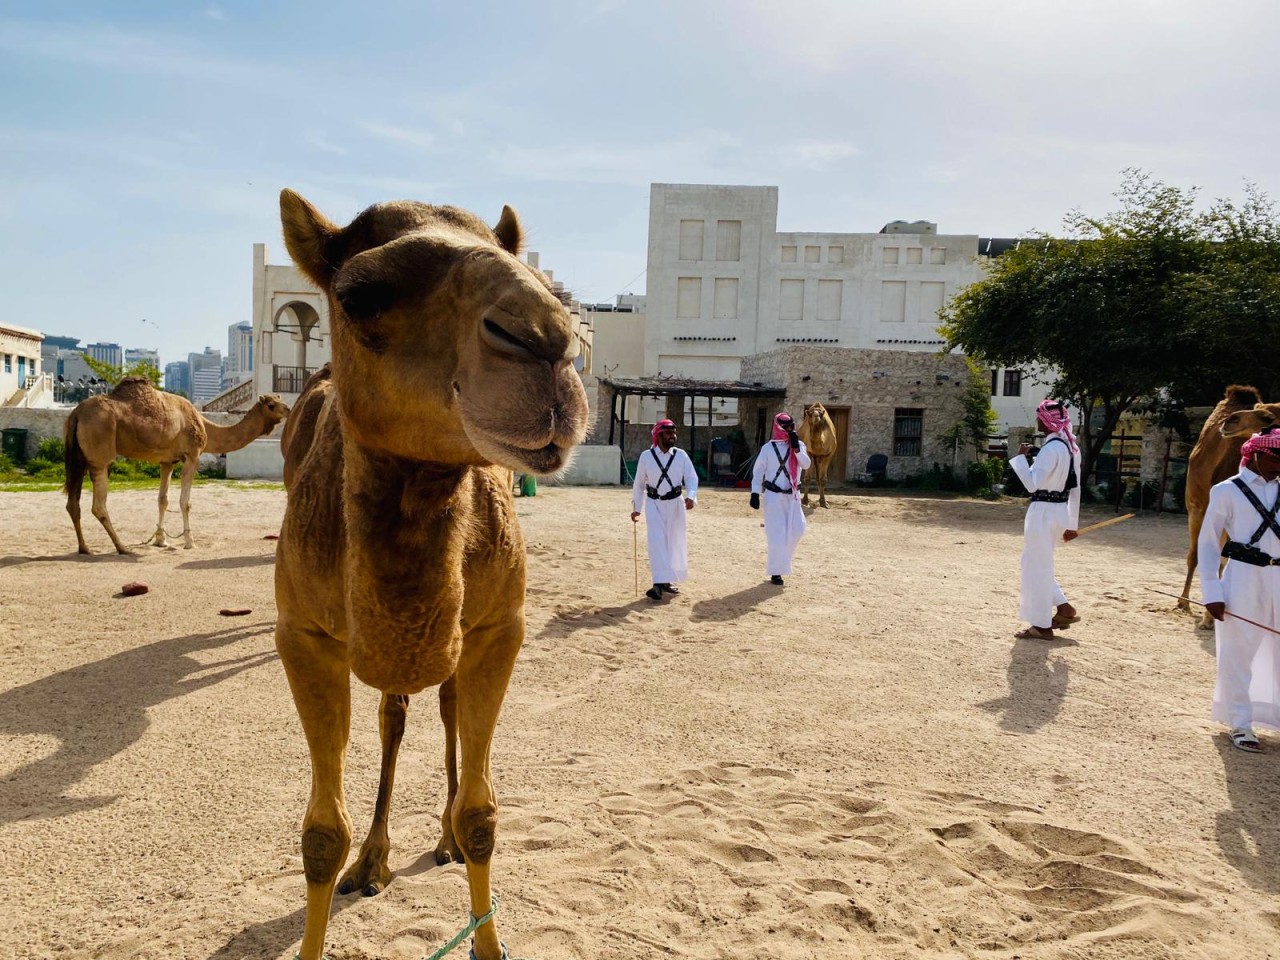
[272,365,317,394]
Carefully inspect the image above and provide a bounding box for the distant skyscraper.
[125,347,160,371]
[165,361,190,395]
[188,347,223,405]
[226,321,253,386]
[86,341,123,368]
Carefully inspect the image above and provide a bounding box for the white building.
[640,183,1049,431]
[124,347,160,370]
[225,321,254,389]
[1,323,50,407]
[85,341,123,368]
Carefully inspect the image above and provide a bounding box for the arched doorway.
[271,300,323,393]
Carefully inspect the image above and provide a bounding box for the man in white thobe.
[750,411,811,586]
[1199,427,1280,753]
[631,419,698,602]
[1009,399,1081,640]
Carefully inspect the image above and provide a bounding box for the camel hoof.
[819,500,829,509]
[435,845,462,866]
[78,546,92,556]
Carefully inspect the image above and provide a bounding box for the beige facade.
[1,323,51,408]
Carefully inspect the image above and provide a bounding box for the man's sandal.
[1051,613,1082,630]
[1229,727,1262,753]
[1014,626,1055,640]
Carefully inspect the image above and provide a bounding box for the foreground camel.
[798,402,838,508]
[274,190,588,960]
[1178,385,1269,623]
[64,379,289,553]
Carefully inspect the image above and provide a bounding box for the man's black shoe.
[645,586,663,601]
[770,575,784,586]
[660,583,680,595]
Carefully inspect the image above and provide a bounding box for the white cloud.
[204,5,227,21]
[778,141,861,170]
[358,121,437,152]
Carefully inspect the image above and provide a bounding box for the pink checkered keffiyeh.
[651,419,675,446]
[1036,399,1079,454]
[1240,429,1280,470]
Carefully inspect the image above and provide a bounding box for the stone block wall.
[739,346,978,481]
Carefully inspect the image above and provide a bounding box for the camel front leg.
[453,617,523,960]
[89,465,133,555]
[149,462,175,547]
[338,692,409,897]
[435,675,463,865]
[818,462,829,508]
[801,469,812,507]
[277,622,353,960]
[177,457,198,549]
[67,482,90,555]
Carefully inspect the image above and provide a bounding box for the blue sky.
[2,0,1278,366]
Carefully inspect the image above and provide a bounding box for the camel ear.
[493,205,524,256]
[281,189,341,288]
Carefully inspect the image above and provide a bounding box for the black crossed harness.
[645,448,684,500]
[1029,436,1078,504]
[1231,477,1280,556]
[762,441,794,494]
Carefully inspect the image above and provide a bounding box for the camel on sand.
[63,378,289,554]
[798,402,838,508]
[1178,385,1276,627]
[274,190,588,960]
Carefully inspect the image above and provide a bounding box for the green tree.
[83,355,162,388]
[940,356,999,455]
[940,170,1280,482]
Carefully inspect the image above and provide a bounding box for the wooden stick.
[1076,513,1135,536]
[1145,587,1280,637]
[633,521,639,597]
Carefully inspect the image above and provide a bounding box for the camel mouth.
[465,426,570,475]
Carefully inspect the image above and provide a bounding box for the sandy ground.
[1,482,1277,960]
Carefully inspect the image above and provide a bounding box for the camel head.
[1221,402,1280,439]
[253,394,291,435]
[279,190,588,474]
[804,402,829,427]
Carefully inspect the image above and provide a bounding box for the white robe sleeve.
[751,445,768,494]
[1067,450,1082,529]
[631,450,649,515]
[680,449,699,502]
[1198,483,1231,606]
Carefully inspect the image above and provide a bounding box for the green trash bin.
[1,428,28,464]
[520,473,537,497]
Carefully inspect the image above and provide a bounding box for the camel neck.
[201,410,268,454]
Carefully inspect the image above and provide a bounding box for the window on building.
[919,281,946,323]
[989,368,999,397]
[906,247,923,264]
[1003,368,1023,397]
[804,245,821,263]
[879,281,906,322]
[930,247,946,265]
[779,279,804,321]
[828,245,844,263]
[894,408,924,457]
[817,280,843,321]
[883,247,900,264]
[713,277,739,319]
[716,220,742,261]
[782,245,797,262]
[677,277,702,318]
[3,355,9,373]
[678,220,704,260]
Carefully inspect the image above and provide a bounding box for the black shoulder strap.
[770,442,790,485]
[1042,437,1077,492]
[1231,477,1280,545]
[649,447,678,492]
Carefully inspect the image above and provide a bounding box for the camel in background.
[1178,385,1270,626]
[798,402,838,508]
[273,189,587,960]
[64,379,289,554]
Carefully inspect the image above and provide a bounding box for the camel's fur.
[798,402,838,508]
[63,378,288,553]
[273,190,588,960]
[1178,385,1268,626]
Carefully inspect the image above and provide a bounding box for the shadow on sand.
[0,551,142,569]
[0,621,276,826]
[177,553,276,571]
[535,597,655,641]
[978,634,1076,734]
[1213,733,1280,894]
[689,582,779,622]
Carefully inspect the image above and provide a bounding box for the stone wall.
[739,346,977,481]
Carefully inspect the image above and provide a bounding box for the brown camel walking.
[63,378,289,554]
[273,189,588,960]
[798,402,838,508]
[1178,385,1273,625]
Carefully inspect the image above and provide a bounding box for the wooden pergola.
[598,376,786,483]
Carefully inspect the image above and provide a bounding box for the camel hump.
[1224,384,1262,405]
[109,377,156,399]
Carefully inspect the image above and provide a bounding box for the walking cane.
[1074,513,1135,536]
[1146,587,1280,637]
[633,520,639,596]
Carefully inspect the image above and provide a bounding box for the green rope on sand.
[297,894,529,960]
